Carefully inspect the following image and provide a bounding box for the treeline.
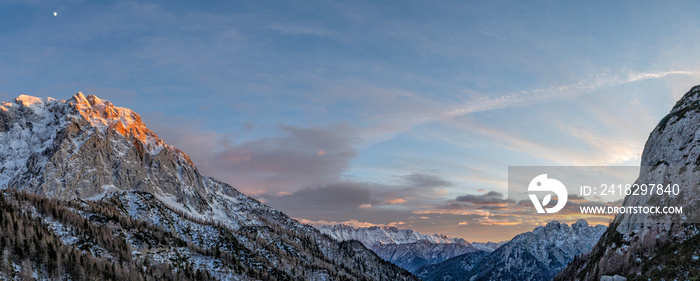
[0,189,414,280]
[0,189,360,281]
[0,189,223,280]
[142,192,394,281]
[105,191,362,281]
[130,190,416,281]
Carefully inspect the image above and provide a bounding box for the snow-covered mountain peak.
[68,92,175,155]
[525,220,605,244]
[1,94,57,114]
[319,224,469,246]
[532,219,591,235]
[15,94,47,107]
[572,218,589,228]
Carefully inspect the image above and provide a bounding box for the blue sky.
[3,0,700,241]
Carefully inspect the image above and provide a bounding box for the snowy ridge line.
[318,224,470,246]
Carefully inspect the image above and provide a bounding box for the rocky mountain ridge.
[471,241,507,252]
[0,93,418,280]
[318,224,470,246]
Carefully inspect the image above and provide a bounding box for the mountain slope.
[471,241,507,252]
[369,240,480,272]
[413,250,489,281]
[556,85,700,280]
[416,219,606,281]
[0,189,244,280]
[318,224,479,272]
[0,93,418,280]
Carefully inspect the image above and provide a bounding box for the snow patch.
[15,94,44,107]
[85,185,120,201]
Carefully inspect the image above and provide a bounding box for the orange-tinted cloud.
[383,198,407,204]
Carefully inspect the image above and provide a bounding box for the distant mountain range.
[417,219,606,281]
[318,224,487,272]
[318,220,604,281]
[318,220,605,281]
[318,224,472,245]
[471,241,507,252]
[0,93,418,280]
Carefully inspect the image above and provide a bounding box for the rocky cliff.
[556,85,700,280]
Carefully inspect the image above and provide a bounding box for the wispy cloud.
[382,198,407,205]
[448,70,697,118]
[552,123,643,165]
[361,70,697,145]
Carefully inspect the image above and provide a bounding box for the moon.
[53,12,57,16]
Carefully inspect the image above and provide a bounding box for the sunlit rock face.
[0,92,204,209]
[557,85,700,280]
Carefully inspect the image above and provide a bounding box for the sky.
[3,0,700,242]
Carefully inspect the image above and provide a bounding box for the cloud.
[366,173,457,206]
[446,70,697,118]
[475,217,521,226]
[263,181,371,212]
[256,172,469,238]
[436,114,641,166]
[382,198,407,205]
[551,122,643,165]
[146,117,359,194]
[276,191,292,197]
[263,173,454,213]
[360,70,697,145]
[413,206,493,216]
[419,191,516,214]
[455,191,512,205]
[403,173,453,188]
[388,221,406,227]
[412,189,618,229]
